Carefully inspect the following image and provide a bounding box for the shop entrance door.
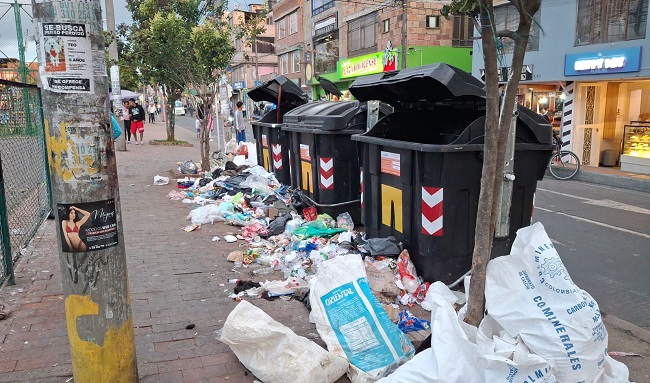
[575,83,605,166]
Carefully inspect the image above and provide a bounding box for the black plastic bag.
[180,160,198,174]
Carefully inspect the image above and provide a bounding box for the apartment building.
[228,3,278,100]
[303,0,474,99]
[471,0,650,174]
[274,0,305,87]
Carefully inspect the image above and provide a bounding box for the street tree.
[191,23,235,170]
[124,0,218,141]
[441,0,542,326]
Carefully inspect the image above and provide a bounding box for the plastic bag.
[225,138,237,154]
[216,300,348,383]
[336,212,355,231]
[180,160,198,174]
[186,204,225,224]
[397,310,430,333]
[485,222,628,383]
[397,250,420,294]
[309,254,415,383]
[240,175,272,195]
[237,142,249,158]
[153,175,169,186]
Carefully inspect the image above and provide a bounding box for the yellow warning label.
[262,148,270,172]
[301,161,313,193]
[381,184,403,233]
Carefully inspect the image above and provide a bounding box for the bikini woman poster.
[57,199,119,253]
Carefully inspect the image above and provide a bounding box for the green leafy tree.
[124,0,234,147]
[441,0,542,326]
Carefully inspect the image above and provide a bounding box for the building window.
[453,15,474,47]
[348,12,377,55]
[289,12,298,35]
[281,54,288,74]
[267,16,273,25]
[292,51,301,73]
[576,0,648,45]
[492,4,540,53]
[426,15,440,29]
[312,0,334,16]
[278,17,286,39]
[256,37,274,54]
[314,33,339,73]
[383,19,390,33]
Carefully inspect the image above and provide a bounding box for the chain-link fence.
[0,1,45,285]
[0,80,50,285]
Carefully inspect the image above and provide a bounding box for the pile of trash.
[215,224,631,383]
[160,159,630,383]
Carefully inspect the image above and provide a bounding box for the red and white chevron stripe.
[319,157,334,189]
[360,169,364,207]
[272,144,282,170]
[422,187,443,236]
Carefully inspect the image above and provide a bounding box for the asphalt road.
[533,178,650,330]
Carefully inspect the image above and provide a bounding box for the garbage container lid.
[349,63,485,105]
[282,101,369,131]
[247,75,307,106]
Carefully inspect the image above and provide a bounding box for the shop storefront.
[564,46,650,174]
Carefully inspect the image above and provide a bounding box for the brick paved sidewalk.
[0,122,324,383]
[1,120,647,383]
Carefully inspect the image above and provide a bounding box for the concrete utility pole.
[105,0,125,151]
[32,0,138,381]
[401,0,407,69]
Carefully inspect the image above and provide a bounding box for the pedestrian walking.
[128,98,146,145]
[148,103,156,123]
[234,101,246,143]
[122,100,132,143]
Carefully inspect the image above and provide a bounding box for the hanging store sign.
[337,50,397,79]
[479,64,533,82]
[314,13,337,37]
[564,47,641,76]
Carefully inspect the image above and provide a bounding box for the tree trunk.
[464,0,540,327]
[200,96,211,172]
[166,102,175,141]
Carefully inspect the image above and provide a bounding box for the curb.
[603,314,650,344]
[573,170,650,193]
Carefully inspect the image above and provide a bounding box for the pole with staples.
[32,0,138,381]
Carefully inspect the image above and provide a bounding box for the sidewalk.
[0,121,649,383]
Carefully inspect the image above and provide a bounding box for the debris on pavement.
[161,156,630,383]
[153,175,170,185]
[216,300,349,383]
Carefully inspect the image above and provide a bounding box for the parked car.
[174,101,186,116]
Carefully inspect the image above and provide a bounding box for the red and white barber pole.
[319,157,334,189]
[422,187,443,236]
[272,144,282,170]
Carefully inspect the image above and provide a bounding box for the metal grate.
[0,81,50,285]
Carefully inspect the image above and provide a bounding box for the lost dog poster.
[39,22,93,93]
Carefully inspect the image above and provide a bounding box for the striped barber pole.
[360,169,364,207]
[561,81,574,151]
[319,157,334,189]
[272,144,282,170]
[422,187,443,236]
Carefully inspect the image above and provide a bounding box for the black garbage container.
[350,63,554,284]
[248,76,307,186]
[282,101,388,223]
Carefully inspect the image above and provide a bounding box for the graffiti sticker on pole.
[39,23,94,93]
[57,199,119,253]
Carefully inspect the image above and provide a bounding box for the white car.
[174,101,186,116]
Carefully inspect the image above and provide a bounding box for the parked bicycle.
[548,132,580,180]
